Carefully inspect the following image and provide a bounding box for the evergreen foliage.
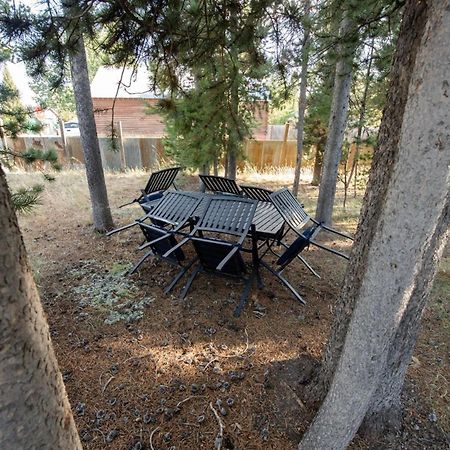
[0,53,60,211]
[0,66,41,136]
[10,184,44,213]
[30,41,106,122]
[31,65,76,122]
[0,0,403,178]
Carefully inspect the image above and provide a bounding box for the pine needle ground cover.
[8,169,449,449]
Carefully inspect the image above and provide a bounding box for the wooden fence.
[7,135,165,171]
[244,139,298,169]
[7,135,370,171]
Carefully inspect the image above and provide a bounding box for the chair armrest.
[309,239,350,260]
[216,246,240,271]
[118,198,138,208]
[138,220,186,250]
[139,231,172,250]
[321,223,354,240]
[106,221,138,236]
[162,237,191,258]
[311,219,354,240]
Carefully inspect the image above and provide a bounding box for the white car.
[64,121,80,135]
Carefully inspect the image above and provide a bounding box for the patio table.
[140,191,287,315]
[141,191,285,241]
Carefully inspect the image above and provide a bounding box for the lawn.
[6,168,449,449]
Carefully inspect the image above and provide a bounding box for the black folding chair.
[259,188,353,304]
[199,175,242,196]
[126,192,202,282]
[240,185,273,202]
[163,195,258,316]
[119,167,181,209]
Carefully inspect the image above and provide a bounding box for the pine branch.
[10,185,44,213]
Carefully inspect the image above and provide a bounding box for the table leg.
[251,225,265,289]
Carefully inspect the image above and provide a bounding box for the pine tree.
[0,59,60,211]
[301,1,450,446]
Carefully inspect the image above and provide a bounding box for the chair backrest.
[195,196,257,237]
[270,188,310,231]
[240,185,273,202]
[149,191,202,226]
[199,175,241,196]
[144,167,181,194]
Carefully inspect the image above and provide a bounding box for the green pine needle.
[11,184,44,213]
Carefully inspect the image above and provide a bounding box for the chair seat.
[140,194,164,213]
[192,238,246,275]
[139,191,164,204]
[277,226,316,266]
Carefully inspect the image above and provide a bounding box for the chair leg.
[164,258,197,294]
[260,261,306,306]
[106,221,138,237]
[179,265,202,300]
[294,255,321,279]
[233,271,255,317]
[278,241,321,279]
[127,251,154,275]
[255,266,264,289]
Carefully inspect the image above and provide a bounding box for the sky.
[6,61,36,105]
[6,0,43,105]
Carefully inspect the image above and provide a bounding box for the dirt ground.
[7,168,449,449]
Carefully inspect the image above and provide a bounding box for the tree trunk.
[227,38,239,181]
[311,144,323,186]
[227,149,237,180]
[213,155,219,176]
[0,165,82,449]
[315,13,355,225]
[360,204,448,438]
[300,1,449,448]
[227,87,238,181]
[292,0,311,197]
[57,116,69,164]
[346,41,374,197]
[69,34,114,232]
[199,163,210,192]
[224,153,229,178]
[0,118,8,150]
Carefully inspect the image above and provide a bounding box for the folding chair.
[240,185,273,202]
[199,175,242,196]
[119,167,181,209]
[125,192,202,283]
[258,188,353,304]
[163,195,258,316]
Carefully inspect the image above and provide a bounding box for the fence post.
[117,121,126,170]
[281,121,290,165]
[57,117,71,167]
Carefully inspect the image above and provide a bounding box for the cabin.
[90,67,268,139]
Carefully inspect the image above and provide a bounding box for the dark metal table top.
[142,191,285,238]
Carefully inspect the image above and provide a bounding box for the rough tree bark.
[0,165,82,449]
[227,149,237,180]
[311,143,324,186]
[315,12,355,225]
[227,79,239,180]
[344,41,374,207]
[69,34,114,232]
[292,0,311,197]
[300,1,449,448]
